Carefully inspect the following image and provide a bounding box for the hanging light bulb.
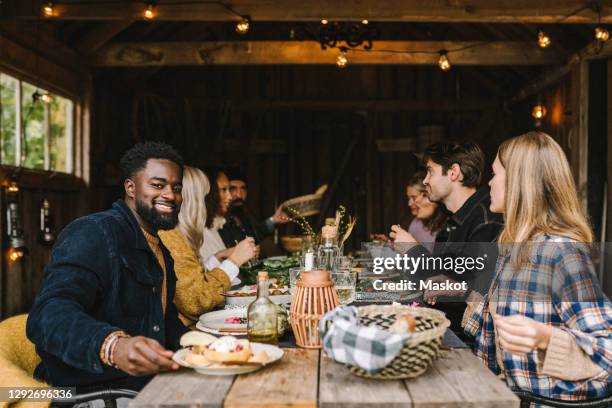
[336,48,348,68]
[537,30,551,48]
[5,182,27,262]
[33,90,52,104]
[235,17,250,34]
[321,19,329,25]
[42,1,55,17]
[595,26,610,42]
[532,104,547,120]
[143,3,156,20]
[438,50,451,71]
[6,174,19,193]
[8,248,25,262]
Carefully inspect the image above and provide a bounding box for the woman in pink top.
[406,171,446,251]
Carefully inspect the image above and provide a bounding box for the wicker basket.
[281,185,328,217]
[280,235,303,253]
[347,304,450,379]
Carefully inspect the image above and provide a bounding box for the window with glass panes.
[0,72,74,173]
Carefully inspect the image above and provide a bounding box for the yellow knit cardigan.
[159,228,231,327]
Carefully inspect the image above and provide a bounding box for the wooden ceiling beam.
[3,0,610,23]
[76,20,134,55]
[92,41,562,66]
[507,39,612,105]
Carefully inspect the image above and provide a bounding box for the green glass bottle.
[247,271,279,345]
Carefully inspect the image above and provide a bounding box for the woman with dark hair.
[199,167,259,283]
[405,171,446,251]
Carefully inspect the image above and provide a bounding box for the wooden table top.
[130,348,520,408]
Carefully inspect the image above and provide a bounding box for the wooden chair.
[513,388,612,408]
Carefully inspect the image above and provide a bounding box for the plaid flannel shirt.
[464,236,611,401]
[319,306,410,372]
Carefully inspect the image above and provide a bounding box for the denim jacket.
[26,200,188,391]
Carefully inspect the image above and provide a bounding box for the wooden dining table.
[130,342,520,408]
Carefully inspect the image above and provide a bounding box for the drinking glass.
[331,271,357,305]
[289,267,303,295]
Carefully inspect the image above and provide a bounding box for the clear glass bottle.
[247,271,279,345]
[301,235,316,271]
[317,225,340,272]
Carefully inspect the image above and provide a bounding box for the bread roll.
[390,314,417,334]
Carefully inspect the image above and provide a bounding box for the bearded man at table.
[27,141,188,392]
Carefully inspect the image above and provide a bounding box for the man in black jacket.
[390,142,503,333]
[27,142,188,392]
[219,167,288,247]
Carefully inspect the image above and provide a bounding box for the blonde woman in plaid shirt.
[464,131,611,402]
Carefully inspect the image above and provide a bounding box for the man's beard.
[229,199,246,214]
[135,198,179,231]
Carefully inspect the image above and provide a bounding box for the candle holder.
[290,270,339,348]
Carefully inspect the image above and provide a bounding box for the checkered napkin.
[319,306,410,373]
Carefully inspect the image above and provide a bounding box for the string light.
[321,19,329,25]
[532,104,547,119]
[537,30,551,48]
[33,90,52,104]
[362,19,369,25]
[438,50,451,71]
[336,49,348,68]
[42,1,55,17]
[595,26,610,42]
[7,248,25,262]
[143,3,156,20]
[235,17,250,34]
[6,175,19,193]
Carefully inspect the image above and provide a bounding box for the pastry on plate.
[180,331,217,353]
[248,350,270,364]
[203,336,252,363]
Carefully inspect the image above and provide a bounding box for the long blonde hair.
[178,166,210,258]
[497,131,592,269]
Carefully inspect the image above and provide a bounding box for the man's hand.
[271,206,289,224]
[113,336,178,376]
[493,314,552,354]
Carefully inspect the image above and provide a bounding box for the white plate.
[197,309,247,335]
[173,343,284,375]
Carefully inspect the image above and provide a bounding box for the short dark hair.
[119,142,184,180]
[225,166,247,183]
[423,141,484,188]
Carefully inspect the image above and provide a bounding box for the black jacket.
[26,200,188,391]
[402,188,503,332]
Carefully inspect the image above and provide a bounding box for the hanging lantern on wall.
[5,176,27,262]
[39,199,55,246]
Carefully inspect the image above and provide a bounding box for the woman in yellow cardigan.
[159,166,257,326]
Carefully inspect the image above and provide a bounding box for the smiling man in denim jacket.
[27,142,189,392]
